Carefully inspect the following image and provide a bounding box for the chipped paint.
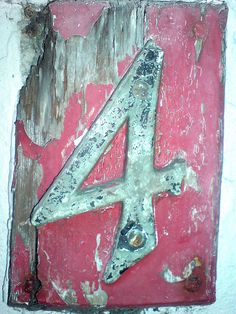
[191,206,207,231]
[161,267,183,283]
[10,0,227,307]
[81,281,108,307]
[95,233,103,273]
[184,166,201,192]
[31,41,189,284]
[194,38,203,62]
[51,280,77,305]
[18,2,146,147]
[161,257,202,283]
[182,257,202,279]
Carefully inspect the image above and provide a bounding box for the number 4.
[31,40,187,283]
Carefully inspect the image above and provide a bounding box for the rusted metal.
[128,228,145,249]
[184,275,202,293]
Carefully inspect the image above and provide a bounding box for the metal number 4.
[31,40,187,283]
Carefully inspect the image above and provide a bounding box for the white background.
[0,1,235,313]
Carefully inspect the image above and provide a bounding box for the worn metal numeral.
[31,40,187,283]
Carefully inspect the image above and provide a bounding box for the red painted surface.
[50,2,109,39]
[11,1,227,308]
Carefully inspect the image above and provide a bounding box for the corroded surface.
[9,0,227,309]
[31,41,188,283]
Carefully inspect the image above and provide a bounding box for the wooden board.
[9,0,227,310]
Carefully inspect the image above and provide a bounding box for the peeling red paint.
[50,2,109,39]
[11,1,227,308]
[17,84,114,199]
[37,205,121,306]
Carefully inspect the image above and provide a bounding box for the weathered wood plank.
[9,0,227,309]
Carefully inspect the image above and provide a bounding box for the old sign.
[9,0,227,310]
